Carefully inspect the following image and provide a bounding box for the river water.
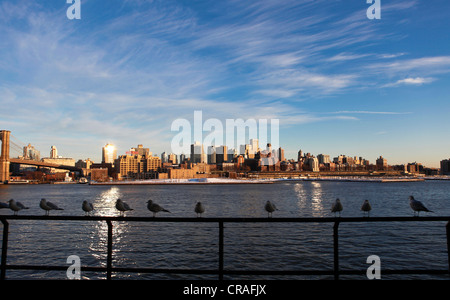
[0,180,449,280]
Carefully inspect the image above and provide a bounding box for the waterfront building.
[407,162,422,174]
[317,154,330,164]
[306,157,319,172]
[440,159,450,175]
[190,141,205,163]
[250,139,259,155]
[116,153,161,179]
[50,146,58,159]
[23,144,40,161]
[216,145,228,164]
[168,153,177,164]
[227,148,238,162]
[376,156,388,171]
[207,146,216,164]
[161,152,168,163]
[102,144,117,164]
[130,144,150,157]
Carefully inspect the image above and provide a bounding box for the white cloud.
[329,111,412,115]
[384,77,435,87]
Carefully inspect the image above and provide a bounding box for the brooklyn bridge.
[0,130,81,183]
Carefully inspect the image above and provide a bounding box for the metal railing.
[1,215,450,280]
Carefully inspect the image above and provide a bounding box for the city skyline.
[1,1,449,168]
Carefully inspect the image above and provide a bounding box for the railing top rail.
[1,215,450,223]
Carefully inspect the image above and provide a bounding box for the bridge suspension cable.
[10,134,27,158]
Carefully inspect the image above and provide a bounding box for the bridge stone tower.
[0,130,11,183]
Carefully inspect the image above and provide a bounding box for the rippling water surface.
[0,181,449,280]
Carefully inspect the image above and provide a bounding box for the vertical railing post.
[446,221,450,275]
[219,221,224,280]
[333,221,340,280]
[1,219,9,280]
[106,220,113,280]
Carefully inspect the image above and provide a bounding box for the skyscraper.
[50,146,58,159]
[23,144,40,161]
[376,156,387,171]
[190,141,205,163]
[250,138,259,155]
[102,144,117,164]
[440,159,450,175]
[216,145,228,164]
[207,146,216,164]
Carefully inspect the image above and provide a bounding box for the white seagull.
[116,199,133,216]
[361,200,372,217]
[409,196,433,216]
[8,199,29,215]
[195,202,205,217]
[331,198,343,217]
[82,200,94,216]
[265,200,278,218]
[40,198,63,215]
[147,200,171,217]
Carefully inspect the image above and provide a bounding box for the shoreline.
[4,176,450,186]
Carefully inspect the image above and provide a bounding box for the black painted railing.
[1,215,450,280]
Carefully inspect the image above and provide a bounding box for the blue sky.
[0,0,449,167]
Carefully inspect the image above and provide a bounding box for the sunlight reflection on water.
[1,181,449,279]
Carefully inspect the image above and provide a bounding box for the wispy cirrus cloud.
[1,0,448,165]
[384,77,435,87]
[328,111,412,115]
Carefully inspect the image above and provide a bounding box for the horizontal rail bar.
[4,264,449,276]
[1,215,450,223]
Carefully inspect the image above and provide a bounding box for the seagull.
[195,202,205,217]
[147,199,170,217]
[82,200,94,216]
[265,200,278,218]
[409,196,433,216]
[8,199,29,215]
[361,200,372,217]
[40,198,63,215]
[116,199,133,216]
[331,198,343,217]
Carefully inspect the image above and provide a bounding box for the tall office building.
[207,146,216,164]
[161,152,168,164]
[215,145,228,164]
[130,144,150,157]
[190,141,205,163]
[278,147,285,162]
[168,153,177,164]
[441,159,450,175]
[50,146,58,159]
[23,144,40,161]
[376,156,387,171]
[250,139,259,155]
[102,144,117,164]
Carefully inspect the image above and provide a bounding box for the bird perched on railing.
[361,200,372,217]
[40,198,63,215]
[82,200,94,216]
[331,198,343,217]
[115,199,133,216]
[8,199,29,215]
[265,200,278,218]
[147,199,170,217]
[195,202,205,218]
[409,196,433,216]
